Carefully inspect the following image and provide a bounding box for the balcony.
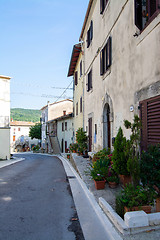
[0,116,10,128]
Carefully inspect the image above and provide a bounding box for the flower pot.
[119,175,131,187]
[108,181,118,189]
[124,205,151,214]
[94,180,105,190]
[156,197,160,212]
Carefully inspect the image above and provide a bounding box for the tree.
[29,123,41,140]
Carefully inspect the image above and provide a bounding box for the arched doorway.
[103,103,111,149]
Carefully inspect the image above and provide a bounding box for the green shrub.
[89,158,110,181]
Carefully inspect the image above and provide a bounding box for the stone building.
[77,0,160,152]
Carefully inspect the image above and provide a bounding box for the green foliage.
[140,145,160,193]
[76,128,88,154]
[69,143,79,152]
[29,123,41,140]
[116,184,157,209]
[107,175,119,183]
[112,127,130,175]
[11,108,41,122]
[93,148,110,161]
[89,158,110,181]
[32,145,40,151]
[124,115,141,186]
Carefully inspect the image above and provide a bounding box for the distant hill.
[11,108,41,123]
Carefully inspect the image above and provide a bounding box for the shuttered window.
[74,71,78,86]
[87,21,93,48]
[135,0,160,31]
[140,95,160,151]
[100,37,112,75]
[87,70,92,92]
[80,97,82,113]
[100,0,109,14]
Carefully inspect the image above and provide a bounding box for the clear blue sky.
[0,0,88,109]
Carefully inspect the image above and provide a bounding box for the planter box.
[94,180,105,190]
[124,205,152,214]
[108,181,118,189]
[119,175,131,187]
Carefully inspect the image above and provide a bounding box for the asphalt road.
[0,153,84,240]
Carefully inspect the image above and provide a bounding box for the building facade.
[10,121,38,152]
[0,75,11,159]
[68,44,84,142]
[41,99,73,152]
[78,0,160,152]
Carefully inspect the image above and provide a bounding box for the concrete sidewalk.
[0,156,25,168]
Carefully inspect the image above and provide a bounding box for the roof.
[67,44,81,77]
[79,0,93,41]
[47,113,73,124]
[40,99,73,111]
[10,121,35,127]
[0,75,12,80]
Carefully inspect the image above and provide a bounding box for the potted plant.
[107,164,119,188]
[124,115,141,187]
[69,143,78,153]
[89,158,110,190]
[76,128,88,155]
[92,148,110,162]
[116,183,157,216]
[112,127,131,186]
[140,144,160,212]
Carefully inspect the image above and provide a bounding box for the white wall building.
[40,99,73,152]
[10,121,39,152]
[0,75,11,159]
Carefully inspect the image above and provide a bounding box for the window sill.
[136,13,160,45]
[101,68,111,80]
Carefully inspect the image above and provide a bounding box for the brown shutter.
[134,0,142,30]
[100,49,104,75]
[140,102,148,151]
[90,21,93,40]
[108,36,112,68]
[75,71,78,85]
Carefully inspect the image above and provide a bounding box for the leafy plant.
[140,144,160,194]
[112,127,130,175]
[89,158,110,181]
[69,143,79,152]
[29,123,42,140]
[76,128,88,154]
[107,175,119,183]
[32,145,40,151]
[124,115,141,186]
[116,184,157,210]
[92,148,110,162]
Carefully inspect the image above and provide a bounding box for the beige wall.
[0,129,10,159]
[81,0,160,151]
[48,100,73,121]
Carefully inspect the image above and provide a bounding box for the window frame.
[65,122,67,131]
[74,71,78,86]
[100,0,109,14]
[87,21,93,48]
[87,69,92,92]
[80,97,83,113]
[100,36,112,76]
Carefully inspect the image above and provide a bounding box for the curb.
[0,157,25,169]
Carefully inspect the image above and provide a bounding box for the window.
[76,102,78,116]
[65,141,67,153]
[80,61,82,77]
[140,95,160,151]
[80,97,82,113]
[87,21,93,48]
[75,71,78,86]
[63,111,66,116]
[100,0,109,14]
[87,69,92,92]
[135,0,160,31]
[13,135,15,142]
[100,37,112,75]
[62,122,64,131]
[65,122,67,131]
[18,127,21,131]
[61,139,64,152]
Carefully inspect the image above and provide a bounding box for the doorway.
[103,104,111,149]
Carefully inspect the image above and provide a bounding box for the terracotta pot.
[119,175,131,187]
[156,197,160,212]
[94,180,105,190]
[108,181,118,189]
[124,205,151,214]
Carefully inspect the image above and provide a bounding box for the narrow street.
[0,154,84,240]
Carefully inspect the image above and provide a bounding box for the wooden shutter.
[100,49,104,75]
[149,0,157,17]
[108,36,112,68]
[75,71,78,85]
[80,61,82,77]
[90,21,93,41]
[87,30,90,48]
[140,95,160,151]
[134,0,142,30]
[100,0,104,14]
